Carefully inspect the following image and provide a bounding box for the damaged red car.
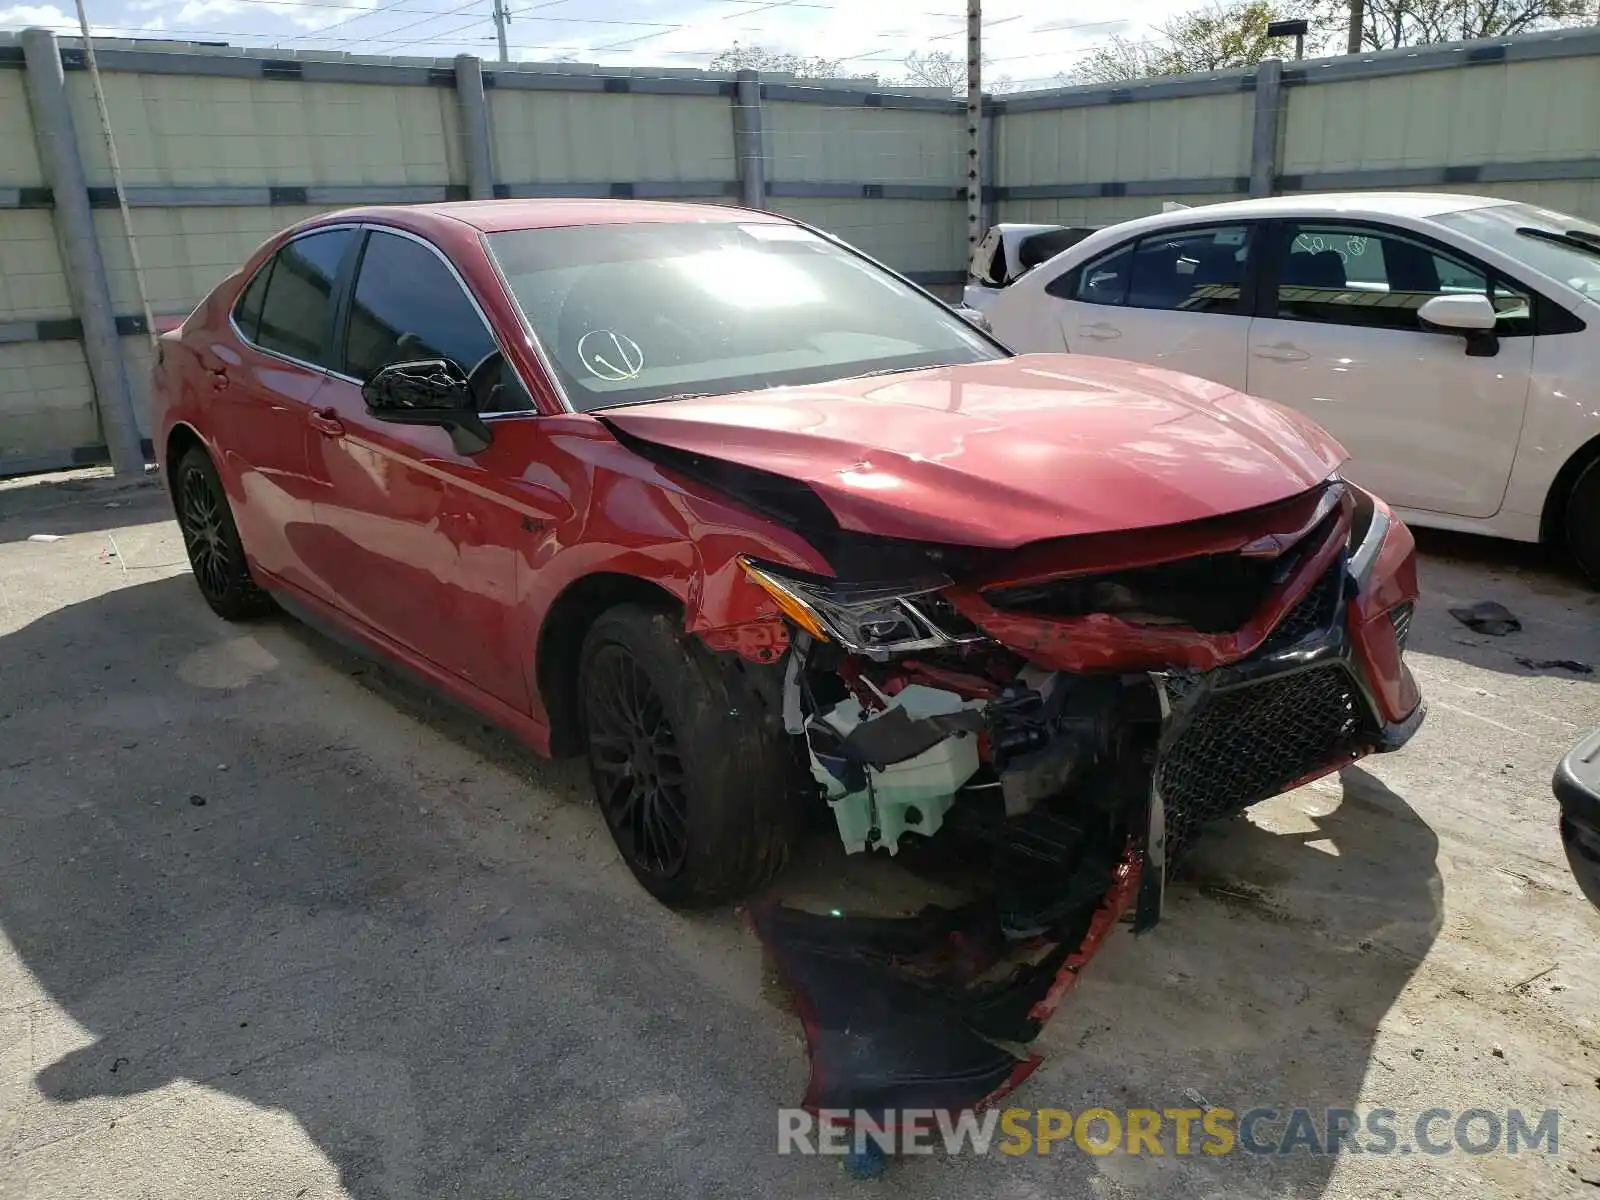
[152,200,1424,930]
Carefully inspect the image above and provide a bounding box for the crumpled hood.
[600,354,1347,549]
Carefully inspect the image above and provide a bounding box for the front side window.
[344,230,499,384]
[484,220,1002,412]
[1276,223,1532,334]
[252,228,355,368]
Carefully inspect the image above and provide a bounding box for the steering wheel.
[465,349,505,411]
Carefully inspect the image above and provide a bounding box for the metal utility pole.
[1347,0,1364,53]
[965,0,982,266]
[492,0,508,62]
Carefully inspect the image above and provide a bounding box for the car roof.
[1114,191,1514,231]
[311,197,785,235]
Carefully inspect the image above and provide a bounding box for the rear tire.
[578,603,802,907]
[174,445,275,621]
[1565,458,1600,588]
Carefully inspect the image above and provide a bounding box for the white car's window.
[1070,243,1133,305]
[1434,202,1600,302]
[1058,225,1249,315]
[484,221,1002,412]
[1276,224,1531,335]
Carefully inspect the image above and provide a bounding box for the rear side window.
[343,230,498,383]
[231,259,273,343]
[252,228,355,368]
[1067,244,1133,305]
[1053,225,1249,315]
[1126,226,1248,313]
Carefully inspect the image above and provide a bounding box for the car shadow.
[1,571,1444,1199]
[0,574,840,1199]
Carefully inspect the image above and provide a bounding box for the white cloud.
[0,3,79,31]
[2,0,1193,79]
[497,0,1190,87]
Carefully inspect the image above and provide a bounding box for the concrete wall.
[4,26,1600,475]
[0,62,95,464]
[989,27,1600,228]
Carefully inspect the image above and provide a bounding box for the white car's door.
[1038,222,1258,391]
[1246,221,1533,520]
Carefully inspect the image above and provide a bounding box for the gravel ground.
[1,468,1597,1200]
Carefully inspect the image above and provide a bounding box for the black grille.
[984,552,1281,633]
[1158,665,1374,857]
[1260,566,1344,652]
[983,508,1342,636]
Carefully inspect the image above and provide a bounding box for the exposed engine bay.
[729,477,1407,924]
[718,478,1420,1119]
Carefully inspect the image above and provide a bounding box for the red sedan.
[151,200,1423,917]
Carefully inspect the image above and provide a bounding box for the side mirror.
[1418,293,1500,357]
[362,359,493,454]
[953,304,992,333]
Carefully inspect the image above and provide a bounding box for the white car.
[972,193,1600,581]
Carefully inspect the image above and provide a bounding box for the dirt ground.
[1,468,1598,1200]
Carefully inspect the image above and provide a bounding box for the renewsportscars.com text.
[777,1106,1560,1158]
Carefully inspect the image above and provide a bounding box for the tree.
[1319,0,1595,50]
[1070,1,1320,84]
[898,49,1016,95]
[709,42,844,78]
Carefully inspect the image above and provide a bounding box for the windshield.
[484,220,1002,411]
[1433,202,1600,301]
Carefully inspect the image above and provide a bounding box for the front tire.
[1566,458,1600,587]
[174,445,274,621]
[578,604,802,907]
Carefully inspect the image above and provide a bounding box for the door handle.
[209,369,230,392]
[1253,342,1310,362]
[308,407,345,437]
[1079,322,1122,341]
[444,510,484,546]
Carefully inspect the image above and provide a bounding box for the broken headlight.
[738,556,987,657]
[1346,485,1391,585]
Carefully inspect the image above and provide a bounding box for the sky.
[0,0,1198,90]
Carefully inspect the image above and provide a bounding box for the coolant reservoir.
[806,686,983,855]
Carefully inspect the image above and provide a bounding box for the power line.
[385,12,492,52]
[279,0,422,42]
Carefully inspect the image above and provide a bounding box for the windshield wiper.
[855,364,936,380]
[1517,226,1600,259]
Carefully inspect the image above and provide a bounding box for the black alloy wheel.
[174,445,274,620]
[180,461,231,600]
[584,642,691,879]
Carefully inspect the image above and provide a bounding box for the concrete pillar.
[20,27,144,476]
[454,54,496,201]
[1248,56,1285,199]
[981,108,1000,242]
[732,70,766,210]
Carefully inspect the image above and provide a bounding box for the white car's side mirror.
[1418,293,1498,331]
[953,304,992,333]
